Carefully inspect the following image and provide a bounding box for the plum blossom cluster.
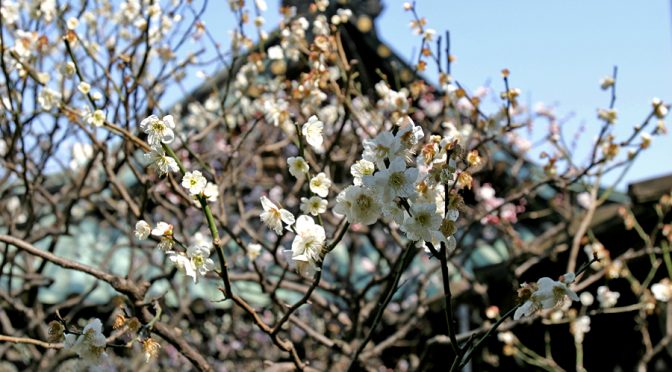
[137,111,221,283]
[514,273,579,320]
[141,115,179,176]
[260,190,328,274]
[322,111,477,254]
[61,318,109,368]
[1,0,189,138]
[256,112,336,273]
[135,219,215,283]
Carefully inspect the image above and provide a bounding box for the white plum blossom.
[423,28,436,41]
[78,82,91,95]
[247,243,262,260]
[395,117,425,150]
[302,115,324,150]
[331,8,352,25]
[264,99,291,128]
[333,185,382,225]
[309,172,331,197]
[362,131,404,168]
[313,14,330,35]
[381,202,405,225]
[140,115,176,147]
[167,252,195,281]
[513,274,579,320]
[134,220,151,240]
[379,88,409,114]
[300,196,328,216]
[350,159,375,186]
[38,88,61,110]
[652,280,672,302]
[363,157,418,202]
[181,170,207,195]
[167,245,215,283]
[597,108,617,124]
[497,331,515,345]
[576,192,592,209]
[597,286,620,308]
[260,196,295,234]
[152,222,172,237]
[66,17,79,30]
[477,183,496,200]
[144,148,179,176]
[202,182,219,202]
[653,97,668,118]
[63,318,108,366]
[374,81,391,101]
[152,222,174,251]
[87,110,106,127]
[187,244,216,283]
[191,232,212,248]
[267,45,284,60]
[13,30,38,59]
[34,0,57,22]
[400,203,442,243]
[442,121,472,147]
[580,292,594,306]
[0,1,19,25]
[287,156,310,178]
[255,0,268,11]
[291,215,326,272]
[570,315,591,343]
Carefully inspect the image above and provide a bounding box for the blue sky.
[190,0,672,188]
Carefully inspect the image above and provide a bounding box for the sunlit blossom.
[140,115,176,147]
[144,148,179,176]
[514,274,579,320]
[63,318,108,366]
[302,115,324,150]
[287,156,310,178]
[260,196,295,234]
[334,185,382,225]
[309,172,331,197]
[300,196,328,216]
[182,170,207,195]
[363,157,418,202]
[134,220,151,240]
[291,215,326,273]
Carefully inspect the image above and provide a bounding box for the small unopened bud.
[485,306,500,319]
[126,317,141,333]
[652,98,668,119]
[112,314,126,330]
[439,219,457,238]
[47,320,65,343]
[640,133,652,149]
[600,76,615,90]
